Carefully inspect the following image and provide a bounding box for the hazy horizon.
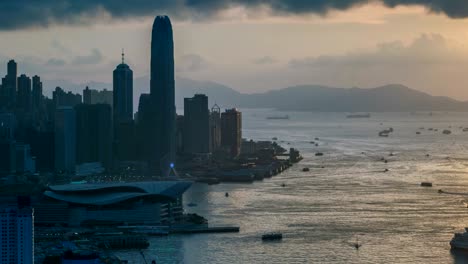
[3,1,468,99]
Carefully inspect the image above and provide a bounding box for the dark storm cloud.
[1,0,468,30]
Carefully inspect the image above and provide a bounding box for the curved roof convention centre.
[44,181,192,206]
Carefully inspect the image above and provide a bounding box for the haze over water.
[116,110,468,263]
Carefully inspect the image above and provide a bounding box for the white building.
[0,204,34,264]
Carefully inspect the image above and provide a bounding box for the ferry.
[450,228,468,251]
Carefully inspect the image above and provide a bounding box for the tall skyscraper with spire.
[113,50,134,161]
[149,15,176,175]
[113,50,133,124]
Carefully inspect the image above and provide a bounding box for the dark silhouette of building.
[176,115,184,154]
[32,76,43,117]
[83,86,91,104]
[184,94,209,154]
[53,87,82,108]
[54,107,76,173]
[1,60,18,109]
[83,86,113,106]
[209,104,222,152]
[113,51,133,123]
[0,113,16,175]
[26,129,54,172]
[17,74,32,111]
[136,94,153,162]
[75,104,113,170]
[221,108,242,157]
[149,15,176,175]
[113,51,134,161]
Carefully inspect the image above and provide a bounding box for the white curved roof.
[44,181,192,206]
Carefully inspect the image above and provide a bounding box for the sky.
[2,1,468,99]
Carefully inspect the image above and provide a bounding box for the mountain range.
[42,77,468,112]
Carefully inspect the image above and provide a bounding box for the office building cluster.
[0,16,243,179]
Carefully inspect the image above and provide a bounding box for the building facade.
[149,15,176,175]
[113,55,133,123]
[75,104,113,170]
[0,198,34,264]
[0,60,18,109]
[17,74,32,112]
[40,181,192,226]
[209,104,222,152]
[221,108,242,157]
[184,94,210,154]
[54,107,76,173]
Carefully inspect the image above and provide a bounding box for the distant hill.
[43,77,468,112]
[237,84,468,112]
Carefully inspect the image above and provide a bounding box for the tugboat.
[262,232,283,241]
[450,228,468,251]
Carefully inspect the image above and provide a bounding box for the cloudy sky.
[3,1,468,99]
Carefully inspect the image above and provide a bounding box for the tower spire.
[121,48,125,64]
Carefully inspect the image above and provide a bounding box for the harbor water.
[115,110,468,263]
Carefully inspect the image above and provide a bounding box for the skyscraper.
[221,108,242,157]
[113,51,133,123]
[17,74,31,111]
[32,75,43,112]
[75,104,113,169]
[150,16,176,175]
[209,104,222,152]
[54,107,76,173]
[113,51,134,161]
[83,86,92,104]
[1,60,18,108]
[184,94,210,154]
[0,197,34,264]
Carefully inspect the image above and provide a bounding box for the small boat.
[262,232,283,241]
[302,168,310,172]
[187,203,197,207]
[225,192,229,197]
[416,131,421,135]
[353,238,361,250]
[379,131,390,137]
[463,128,468,132]
[421,182,433,187]
[272,137,278,140]
[281,183,286,187]
[443,129,452,135]
[315,152,324,156]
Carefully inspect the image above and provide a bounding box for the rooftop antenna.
[121,48,125,64]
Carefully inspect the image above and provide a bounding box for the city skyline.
[4,2,468,100]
